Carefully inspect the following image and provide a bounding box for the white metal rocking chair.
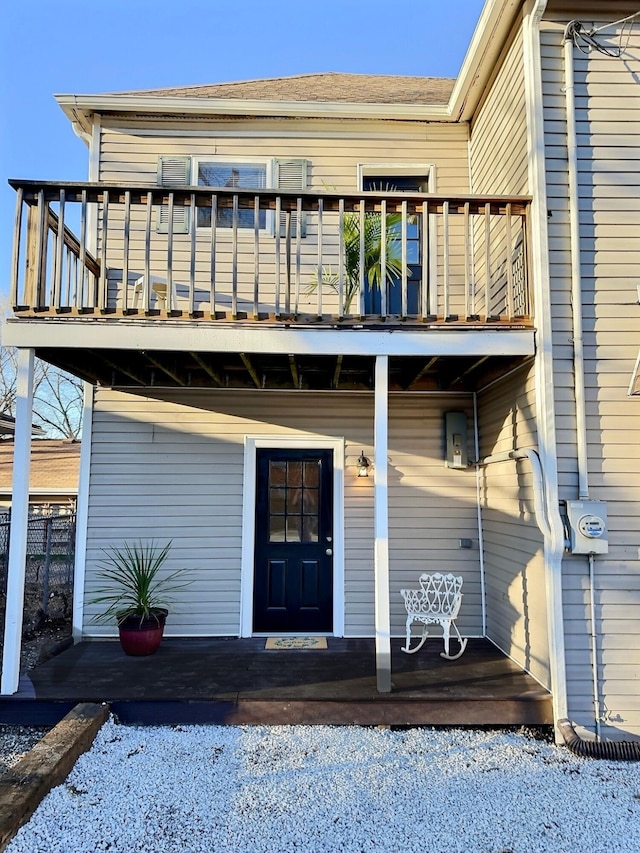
[400,572,468,660]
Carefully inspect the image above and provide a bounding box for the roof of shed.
[0,440,81,494]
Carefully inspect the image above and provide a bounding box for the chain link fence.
[0,510,76,614]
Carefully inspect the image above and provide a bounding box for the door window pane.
[267,456,322,543]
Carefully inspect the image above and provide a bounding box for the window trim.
[193,156,274,231]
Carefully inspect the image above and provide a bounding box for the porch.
[8,638,552,726]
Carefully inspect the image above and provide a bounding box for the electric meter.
[565,501,608,554]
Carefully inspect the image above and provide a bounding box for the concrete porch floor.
[3,638,553,727]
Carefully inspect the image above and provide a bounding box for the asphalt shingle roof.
[111,72,455,105]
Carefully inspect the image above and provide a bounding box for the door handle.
[325,548,333,556]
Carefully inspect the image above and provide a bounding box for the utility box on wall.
[565,500,609,554]
[444,412,468,469]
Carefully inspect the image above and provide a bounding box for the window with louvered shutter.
[157,156,191,233]
[196,161,267,229]
[275,158,308,238]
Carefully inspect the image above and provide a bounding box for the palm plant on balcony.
[89,540,191,656]
[309,204,406,314]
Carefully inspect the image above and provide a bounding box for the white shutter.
[157,156,191,233]
[274,158,308,237]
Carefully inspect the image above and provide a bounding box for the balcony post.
[374,355,391,693]
[1,348,35,695]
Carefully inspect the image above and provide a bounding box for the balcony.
[9,181,532,328]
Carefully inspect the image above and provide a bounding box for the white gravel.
[7,720,640,853]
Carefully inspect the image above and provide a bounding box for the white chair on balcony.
[400,572,468,660]
[132,275,174,310]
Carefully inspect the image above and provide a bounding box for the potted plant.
[89,540,191,656]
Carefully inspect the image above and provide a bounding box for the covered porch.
[7,637,552,726]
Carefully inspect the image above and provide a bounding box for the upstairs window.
[196,161,268,229]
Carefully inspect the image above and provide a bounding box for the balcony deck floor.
[4,638,552,727]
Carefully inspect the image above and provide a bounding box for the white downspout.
[563,26,589,499]
[523,0,569,733]
[565,22,603,741]
[473,393,487,636]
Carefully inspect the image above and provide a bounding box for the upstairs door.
[362,174,426,315]
[253,449,334,633]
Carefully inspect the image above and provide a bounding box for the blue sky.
[0,0,486,291]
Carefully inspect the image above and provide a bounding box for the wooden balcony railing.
[9,180,532,325]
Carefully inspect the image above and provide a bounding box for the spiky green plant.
[309,209,406,314]
[88,540,191,626]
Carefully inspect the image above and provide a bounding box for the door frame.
[240,434,345,637]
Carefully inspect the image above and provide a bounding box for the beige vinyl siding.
[542,17,640,737]
[98,117,470,316]
[468,25,529,318]
[83,389,481,639]
[477,365,550,688]
[469,25,528,196]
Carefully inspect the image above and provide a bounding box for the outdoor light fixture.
[357,451,371,478]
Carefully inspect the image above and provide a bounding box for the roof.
[0,412,45,437]
[110,73,456,106]
[0,439,81,495]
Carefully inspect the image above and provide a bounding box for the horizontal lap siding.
[469,25,529,196]
[468,24,549,686]
[84,389,481,639]
[98,117,469,315]
[542,18,640,737]
[388,397,482,637]
[478,366,550,688]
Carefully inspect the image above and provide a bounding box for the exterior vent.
[157,156,191,234]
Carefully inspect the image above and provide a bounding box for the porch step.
[3,638,553,728]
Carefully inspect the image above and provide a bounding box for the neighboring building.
[2,0,639,742]
[0,439,80,512]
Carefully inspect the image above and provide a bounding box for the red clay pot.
[117,609,167,656]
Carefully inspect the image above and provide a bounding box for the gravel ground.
[6,720,640,853]
[0,725,49,774]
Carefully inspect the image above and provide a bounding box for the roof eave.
[55,93,451,131]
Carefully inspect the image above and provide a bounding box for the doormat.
[265,637,328,650]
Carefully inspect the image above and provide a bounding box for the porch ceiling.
[38,347,533,392]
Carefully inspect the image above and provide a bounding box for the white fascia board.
[55,93,450,124]
[4,320,535,358]
[449,0,524,122]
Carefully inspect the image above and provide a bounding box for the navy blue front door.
[253,449,334,633]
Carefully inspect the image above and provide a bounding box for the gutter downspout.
[523,0,569,733]
[564,21,603,743]
[480,450,552,542]
[563,25,589,500]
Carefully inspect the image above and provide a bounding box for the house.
[2,0,639,742]
[0,439,80,512]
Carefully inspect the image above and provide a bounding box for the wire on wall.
[565,12,640,58]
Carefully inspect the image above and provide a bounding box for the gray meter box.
[565,500,608,554]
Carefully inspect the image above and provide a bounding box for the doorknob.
[325,548,333,556]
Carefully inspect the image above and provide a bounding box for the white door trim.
[240,434,345,638]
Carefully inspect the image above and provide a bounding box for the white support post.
[374,355,391,693]
[72,382,94,642]
[1,348,35,695]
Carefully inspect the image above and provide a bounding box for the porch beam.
[4,322,536,360]
[240,353,262,389]
[333,354,343,389]
[403,356,439,390]
[1,348,35,694]
[374,355,391,693]
[189,352,223,387]
[288,354,299,389]
[144,354,186,387]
